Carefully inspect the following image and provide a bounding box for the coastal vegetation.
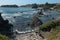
[20,2,56,9]
[43,2,56,10]
[20,2,60,11]
[54,4,60,10]
[0,34,11,40]
[39,18,60,31]
[38,18,60,40]
[0,2,60,40]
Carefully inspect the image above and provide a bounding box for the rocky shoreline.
[14,31,45,40]
[0,13,13,38]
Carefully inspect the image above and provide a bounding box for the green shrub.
[0,34,11,40]
[39,18,60,40]
[39,18,60,32]
[39,20,55,30]
[54,4,60,9]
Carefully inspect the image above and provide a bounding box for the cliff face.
[0,13,13,37]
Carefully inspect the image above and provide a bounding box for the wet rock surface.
[0,13,13,37]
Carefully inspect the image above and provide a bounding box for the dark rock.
[0,13,13,37]
[36,9,44,16]
[14,16,16,18]
[39,34,44,39]
[52,17,55,20]
[32,4,38,8]
[37,11,43,15]
[30,16,43,28]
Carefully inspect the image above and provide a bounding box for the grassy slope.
[39,18,60,40]
[54,4,60,10]
[47,26,60,40]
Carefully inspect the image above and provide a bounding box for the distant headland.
[0,3,60,10]
[1,5,19,7]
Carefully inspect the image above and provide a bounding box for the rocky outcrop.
[29,16,43,28]
[37,10,44,16]
[0,13,13,37]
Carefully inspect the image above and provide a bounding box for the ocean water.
[0,7,37,32]
[0,7,60,32]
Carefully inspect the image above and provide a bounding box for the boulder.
[0,13,13,37]
[29,16,43,28]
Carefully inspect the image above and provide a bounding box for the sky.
[0,0,60,6]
